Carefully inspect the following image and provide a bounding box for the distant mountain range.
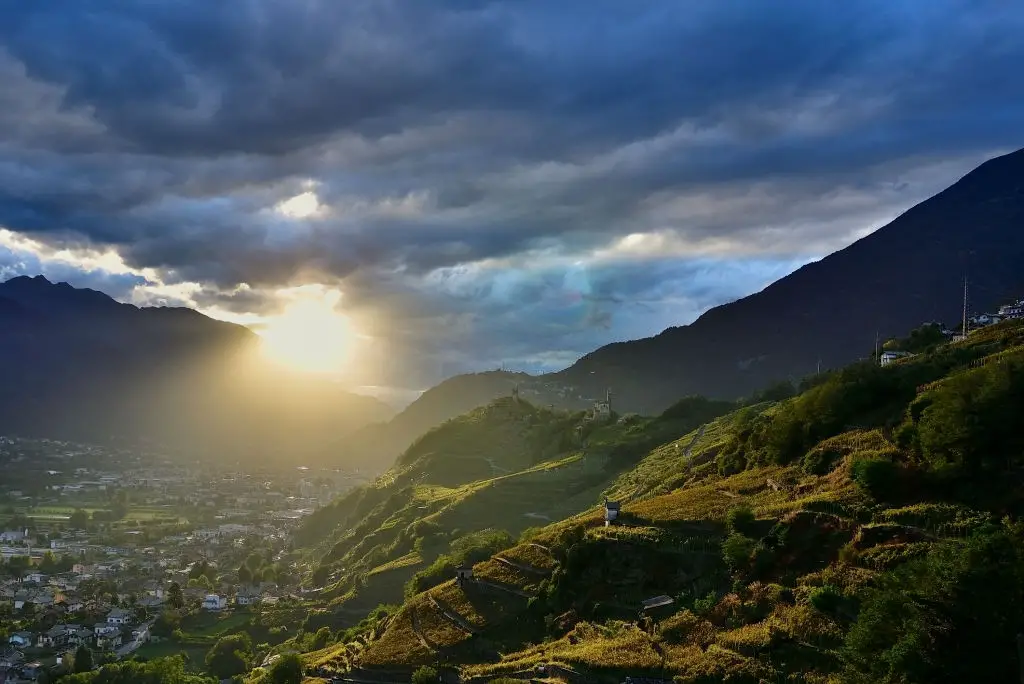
[4,148,1022,472]
[0,275,393,463]
[552,147,1024,411]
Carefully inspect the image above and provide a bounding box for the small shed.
[455,565,474,585]
[604,499,621,524]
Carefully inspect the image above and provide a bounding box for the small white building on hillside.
[880,351,914,366]
[202,594,227,611]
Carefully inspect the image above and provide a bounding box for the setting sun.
[258,295,354,373]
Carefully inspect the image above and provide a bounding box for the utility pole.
[962,275,969,339]
[874,331,880,361]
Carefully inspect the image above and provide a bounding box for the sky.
[0,0,1022,400]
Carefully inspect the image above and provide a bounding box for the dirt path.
[527,542,553,555]
[684,424,707,458]
[494,554,550,576]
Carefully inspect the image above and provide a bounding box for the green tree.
[167,582,184,610]
[73,645,94,673]
[310,626,332,650]
[205,633,253,680]
[151,610,181,639]
[39,551,58,574]
[412,665,439,684]
[843,526,1024,684]
[917,360,1024,479]
[268,653,303,684]
[187,575,212,591]
[721,532,755,572]
[238,564,253,585]
[69,508,89,530]
[61,655,213,683]
[244,552,264,573]
[850,458,900,500]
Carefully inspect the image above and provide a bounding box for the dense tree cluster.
[843,524,1024,683]
[59,656,214,683]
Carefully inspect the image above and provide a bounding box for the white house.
[12,591,30,611]
[202,594,227,611]
[997,299,1024,318]
[95,630,122,650]
[880,350,914,366]
[93,623,118,637]
[7,632,32,648]
[969,313,1002,327]
[106,608,131,625]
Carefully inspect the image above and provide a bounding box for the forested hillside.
[297,319,1024,683]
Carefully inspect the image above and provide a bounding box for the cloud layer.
[1,0,1022,394]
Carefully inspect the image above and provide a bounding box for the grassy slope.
[328,320,1024,682]
[294,396,729,624]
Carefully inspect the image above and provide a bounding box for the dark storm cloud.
[0,0,1022,387]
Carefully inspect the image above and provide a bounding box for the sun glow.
[258,294,354,373]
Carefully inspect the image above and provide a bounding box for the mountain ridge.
[333,148,1024,470]
[550,146,1024,410]
[0,275,393,463]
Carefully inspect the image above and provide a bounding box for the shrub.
[268,653,302,684]
[411,665,439,684]
[692,591,719,616]
[726,504,756,536]
[802,446,843,475]
[808,584,844,615]
[851,458,900,500]
[716,447,747,476]
[722,533,756,572]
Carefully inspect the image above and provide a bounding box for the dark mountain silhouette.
[0,275,393,463]
[551,147,1024,410]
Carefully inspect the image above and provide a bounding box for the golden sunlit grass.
[462,621,663,678]
[259,293,354,372]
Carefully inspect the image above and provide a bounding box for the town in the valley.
[0,437,370,681]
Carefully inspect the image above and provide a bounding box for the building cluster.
[0,436,359,681]
[880,299,1024,367]
[0,524,295,681]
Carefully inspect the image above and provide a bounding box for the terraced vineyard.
[290,320,1024,683]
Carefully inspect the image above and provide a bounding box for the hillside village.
[879,296,1023,365]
